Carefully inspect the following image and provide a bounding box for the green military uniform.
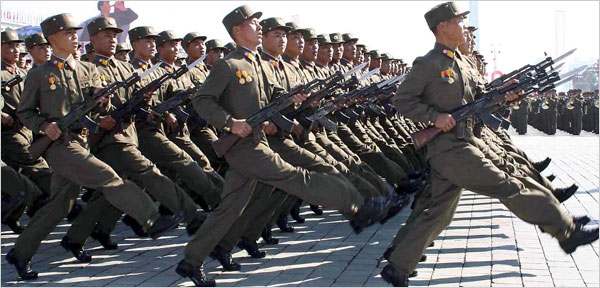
[182,32,228,173]
[1,30,53,199]
[127,27,221,211]
[66,17,201,246]
[387,3,575,279]
[13,14,162,266]
[181,6,373,276]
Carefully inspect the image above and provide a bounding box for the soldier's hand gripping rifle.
[210,77,327,158]
[410,52,585,150]
[29,72,147,159]
[1,74,24,92]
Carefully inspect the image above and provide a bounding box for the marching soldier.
[384,3,598,286]
[1,29,53,233]
[204,39,226,70]
[114,42,132,62]
[9,13,183,281]
[25,32,52,70]
[176,6,391,286]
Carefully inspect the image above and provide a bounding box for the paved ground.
[2,126,598,287]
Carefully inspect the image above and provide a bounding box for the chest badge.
[236,70,246,85]
[440,69,454,84]
[48,76,57,90]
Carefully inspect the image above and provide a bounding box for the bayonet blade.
[187,54,207,69]
[342,62,368,78]
[139,63,161,79]
[358,68,380,82]
[553,48,577,64]
[559,65,588,80]
[553,65,588,88]
[553,62,565,71]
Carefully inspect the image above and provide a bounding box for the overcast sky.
[3,0,599,77]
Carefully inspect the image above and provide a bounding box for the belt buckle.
[81,128,89,137]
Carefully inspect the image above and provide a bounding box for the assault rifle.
[29,69,150,158]
[1,74,23,91]
[411,53,586,150]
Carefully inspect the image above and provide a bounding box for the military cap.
[302,28,318,41]
[260,17,292,34]
[87,16,122,38]
[86,43,95,53]
[24,32,47,49]
[329,33,343,44]
[1,29,24,44]
[115,42,132,53]
[18,46,28,55]
[317,34,332,45]
[128,26,159,42]
[222,5,262,34]
[381,53,393,61]
[425,2,469,30]
[40,13,82,38]
[206,39,226,51]
[182,32,208,48]
[156,30,182,47]
[342,33,358,43]
[367,50,382,59]
[467,25,478,32]
[285,22,308,34]
[224,42,237,53]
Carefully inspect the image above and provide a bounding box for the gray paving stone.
[2,131,597,287]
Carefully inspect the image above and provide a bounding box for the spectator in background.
[79,1,138,43]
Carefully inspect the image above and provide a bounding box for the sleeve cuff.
[429,111,440,124]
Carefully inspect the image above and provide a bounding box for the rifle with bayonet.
[1,74,23,92]
[151,55,208,124]
[486,48,575,90]
[305,75,403,130]
[411,50,585,150]
[210,69,354,158]
[287,63,374,130]
[29,71,146,159]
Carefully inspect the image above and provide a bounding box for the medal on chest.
[48,76,56,90]
[440,69,454,84]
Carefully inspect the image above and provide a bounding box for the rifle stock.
[410,126,442,150]
[29,134,54,159]
[211,133,239,158]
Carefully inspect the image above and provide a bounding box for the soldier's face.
[343,41,356,60]
[158,40,180,64]
[1,42,20,64]
[91,29,118,56]
[186,38,206,59]
[439,16,466,46]
[263,29,287,56]
[369,58,380,69]
[301,39,318,62]
[332,43,343,61]
[317,44,332,63]
[234,17,262,47]
[363,54,371,65]
[49,29,79,55]
[132,37,156,60]
[381,60,391,73]
[206,49,224,65]
[29,43,52,64]
[285,31,304,57]
[115,51,129,62]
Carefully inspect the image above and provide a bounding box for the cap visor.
[251,12,263,20]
